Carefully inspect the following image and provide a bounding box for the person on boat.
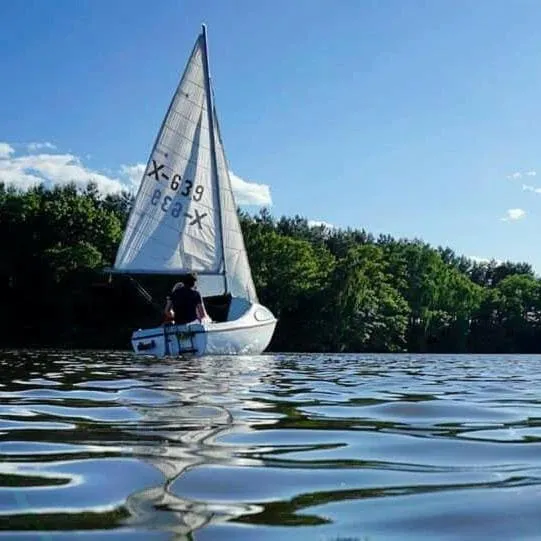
[162,281,182,323]
[163,273,211,324]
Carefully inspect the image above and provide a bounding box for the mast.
[201,24,228,294]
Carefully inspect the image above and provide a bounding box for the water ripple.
[2,351,541,539]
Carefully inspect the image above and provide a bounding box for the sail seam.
[166,110,210,131]
[160,128,211,151]
[151,146,211,173]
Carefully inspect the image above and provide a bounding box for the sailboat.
[110,25,277,357]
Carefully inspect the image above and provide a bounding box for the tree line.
[1,182,539,353]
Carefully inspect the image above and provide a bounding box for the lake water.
[1,351,541,540]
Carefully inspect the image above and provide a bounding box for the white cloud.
[228,170,272,206]
[0,142,273,206]
[468,255,503,265]
[27,142,56,152]
[0,143,14,158]
[501,208,526,222]
[120,163,146,190]
[308,219,335,230]
[508,170,537,180]
[0,143,128,194]
[522,184,541,194]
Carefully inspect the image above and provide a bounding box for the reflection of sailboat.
[110,25,276,357]
[125,414,230,535]
[124,360,268,535]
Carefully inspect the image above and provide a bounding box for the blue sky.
[2,0,541,270]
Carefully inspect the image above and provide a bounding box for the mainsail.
[113,29,257,302]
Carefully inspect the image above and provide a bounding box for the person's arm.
[164,296,174,318]
[195,293,211,322]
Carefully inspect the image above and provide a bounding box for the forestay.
[113,32,257,302]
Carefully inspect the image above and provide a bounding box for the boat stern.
[131,323,205,357]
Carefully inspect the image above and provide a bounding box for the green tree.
[1,182,540,353]
[324,244,410,352]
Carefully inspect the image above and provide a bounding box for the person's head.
[181,272,197,289]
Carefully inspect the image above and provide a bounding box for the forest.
[1,181,540,353]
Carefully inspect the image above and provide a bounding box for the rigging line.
[127,276,163,315]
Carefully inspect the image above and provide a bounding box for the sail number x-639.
[147,159,207,223]
[148,159,205,200]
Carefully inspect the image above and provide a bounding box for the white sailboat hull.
[131,301,276,357]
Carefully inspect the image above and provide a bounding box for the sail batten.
[112,30,258,302]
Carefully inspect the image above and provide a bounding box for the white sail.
[114,35,223,276]
[113,31,257,302]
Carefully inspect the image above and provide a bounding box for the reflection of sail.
[125,405,232,534]
[123,357,275,536]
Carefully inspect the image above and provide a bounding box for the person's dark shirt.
[170,287,202,324]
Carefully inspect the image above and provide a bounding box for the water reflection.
[1,351,541,539]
